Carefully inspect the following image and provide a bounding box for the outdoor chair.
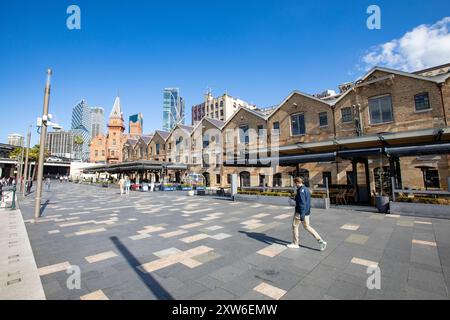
[335,189,348,205]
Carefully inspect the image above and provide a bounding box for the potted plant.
[374,156,390,213]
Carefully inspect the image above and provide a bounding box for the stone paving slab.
[13,183,450,300]
[0,207,45,299]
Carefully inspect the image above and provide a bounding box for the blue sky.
[1,0,449,145]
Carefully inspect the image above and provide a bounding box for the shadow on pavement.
[239,230,320,251]
[110,236,173,300]
[39,199,50,217]
[239,230,289,245]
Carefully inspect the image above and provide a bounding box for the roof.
[222,106,269,129]
[204,118,225,129]
[141,135,153,145]
[267,91,333,120]
[125,138,138,146]
[154,130,170,140]
[109,96,122,118]
[191,117,225,135]
[177,124,194,133]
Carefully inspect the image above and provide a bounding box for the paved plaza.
[13,183,450,300]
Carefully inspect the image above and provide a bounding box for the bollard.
[11,186,16,210]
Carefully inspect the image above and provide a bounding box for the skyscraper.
[162,88,185,131]
[90,107,105,139]
[71,100,91,161]
[129,113,143,136]
[45,130,78,160]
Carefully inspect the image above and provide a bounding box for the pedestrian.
[26,179,32,194]
[125,177,131,195]
[287,177,327,251]
[150,180,155,192]
[119,177,125,195]
[45,177,51,191]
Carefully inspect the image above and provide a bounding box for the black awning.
[224,152,337,167]
[338,148,382,159]
[385,143,450,157]
[277,152,337,165]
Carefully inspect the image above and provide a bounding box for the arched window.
[273,173,282,187]
[240,171,251,187]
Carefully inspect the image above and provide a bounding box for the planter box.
[161,187,175,191]
[390,201,450,219]
[181,187,193,191]
[234,194,330,209]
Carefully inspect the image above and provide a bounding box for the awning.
[385,143,450,157]
[224,152,337,167]
[338,148,382,159]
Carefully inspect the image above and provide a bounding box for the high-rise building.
[191,91,257,125]
[162,88,185,131]
[90,107,105,139]
[71,100,91,161]
[129,113,143,137]
[45,130,79,160]
[7,133,24,147]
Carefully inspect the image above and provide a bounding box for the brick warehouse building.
[86,63,450,206]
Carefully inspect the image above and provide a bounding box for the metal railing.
[391,177,450,201]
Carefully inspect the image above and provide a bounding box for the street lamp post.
[22,125,31,196]
[17,141,25,191]
[34,69,52,219]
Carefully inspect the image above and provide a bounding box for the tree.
[73,135,83,160]
[11,145,49,181]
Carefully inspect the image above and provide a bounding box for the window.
[341,107,353,123]
[168,143,172,150]
[239,125,249,143]
[216,174,221,184]
[95,150,98,157]
[415,93,431,111]
[259,174,265,187]
[203,134,210,148]
[322,172,332,185]
[272,122,280,135]
[111,150,115,156]
[369,95,393,124]
[424,169,440,189]
[185,156,188,163]
[227,174,231,184]
[156,143,160,155]
[216,154,220,167]
[319,112,328,127]
[291,114,305,136]
[101,150,105,156]
[193,156,197,164]
[112,139,116,146]
[273,173,282,187]
[257,125,264,137]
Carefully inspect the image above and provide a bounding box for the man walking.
[119,177,125,195]
[287,177,327,251]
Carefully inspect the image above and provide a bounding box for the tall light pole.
[34,69,52,219]
[22,125,31,196]
[17,140,25,190]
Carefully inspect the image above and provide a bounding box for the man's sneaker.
[319,240,327,251]
[287,243,300,249]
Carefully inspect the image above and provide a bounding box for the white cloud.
[361,17,450,72]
